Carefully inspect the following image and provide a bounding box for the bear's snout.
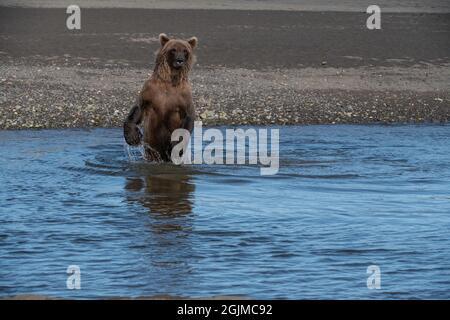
[173,58,185,69]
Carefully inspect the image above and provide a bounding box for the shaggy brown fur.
[124,33,198,161]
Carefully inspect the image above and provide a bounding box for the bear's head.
[155,33,198,78]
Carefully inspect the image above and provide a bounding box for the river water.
[0,124,449,299]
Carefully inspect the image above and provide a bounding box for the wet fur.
[124,34,198,161]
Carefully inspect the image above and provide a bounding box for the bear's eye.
[170,48,176,54]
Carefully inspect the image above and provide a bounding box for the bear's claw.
[124,124,142,146]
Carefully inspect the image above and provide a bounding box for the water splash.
[123,140,166,163]
[123,140,145,162]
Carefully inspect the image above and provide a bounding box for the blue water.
[0,124,449,299]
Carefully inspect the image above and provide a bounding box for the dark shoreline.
[2,7,450,69]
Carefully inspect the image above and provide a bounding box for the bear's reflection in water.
[125,164,195,232]
[124,165,196,284]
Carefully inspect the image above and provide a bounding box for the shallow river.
[0,124,449,299]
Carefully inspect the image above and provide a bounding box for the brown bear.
[123,33,198,162]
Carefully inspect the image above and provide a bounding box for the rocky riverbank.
[1,60,449,129]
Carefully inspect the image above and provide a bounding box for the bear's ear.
[187,36,198,49]
[159,33,170,47]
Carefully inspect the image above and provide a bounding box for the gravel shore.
[1,60,449,129]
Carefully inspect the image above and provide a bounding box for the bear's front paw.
[124,124,142,146]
